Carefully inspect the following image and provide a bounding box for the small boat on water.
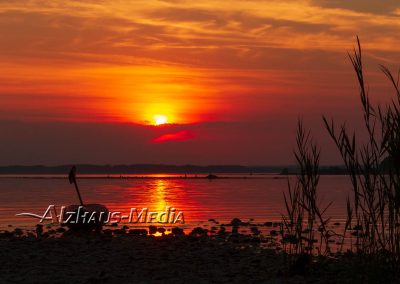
[206,174,218,179]
[63,166,109,231]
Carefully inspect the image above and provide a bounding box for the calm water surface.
[0,175,351,230]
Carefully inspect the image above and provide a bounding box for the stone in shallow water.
[14,228,23,236]
[250,226,260,236]
[0,231,13,238]
[129,229,148,236]
[264,222,273,227]
[113,228,126,235]
[36,224,43,237]
[230,218,242,226]
[157,227,166,235]
[149,225,157,235]
[62,204,109,231]
[190,227,208,236]
[218,226,226,235]
[171,227,184,236]
[270,230,278,237]
[56,227,66,233]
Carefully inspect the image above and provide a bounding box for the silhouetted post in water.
[69,166,84,206]
[64,166,109,231]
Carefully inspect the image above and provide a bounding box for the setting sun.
[154,115,168,125]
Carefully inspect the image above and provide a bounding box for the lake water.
[0,174,352,231]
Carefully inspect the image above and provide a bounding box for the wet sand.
[1,225,397,284]
[1,231,282,283]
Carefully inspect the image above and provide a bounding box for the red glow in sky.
[152,130,195,143]
[0,1,399,165]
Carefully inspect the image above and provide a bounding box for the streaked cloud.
[312,0,400,15]
[0,0,398,164]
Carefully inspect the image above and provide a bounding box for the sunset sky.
[1,0,400,166]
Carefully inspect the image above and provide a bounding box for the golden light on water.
[153,179,168,212]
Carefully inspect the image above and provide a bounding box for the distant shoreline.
[0,173,349,180]
[0,174,288,180]
[0,164,347,175]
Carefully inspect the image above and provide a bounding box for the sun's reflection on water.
[110,178,192,226]
[153,179,168,212]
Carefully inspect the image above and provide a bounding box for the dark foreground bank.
[1,227,399,284]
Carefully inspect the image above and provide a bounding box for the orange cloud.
[0,0,399,126]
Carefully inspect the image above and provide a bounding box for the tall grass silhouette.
[281,121,332,257]
[282,38,400,266]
